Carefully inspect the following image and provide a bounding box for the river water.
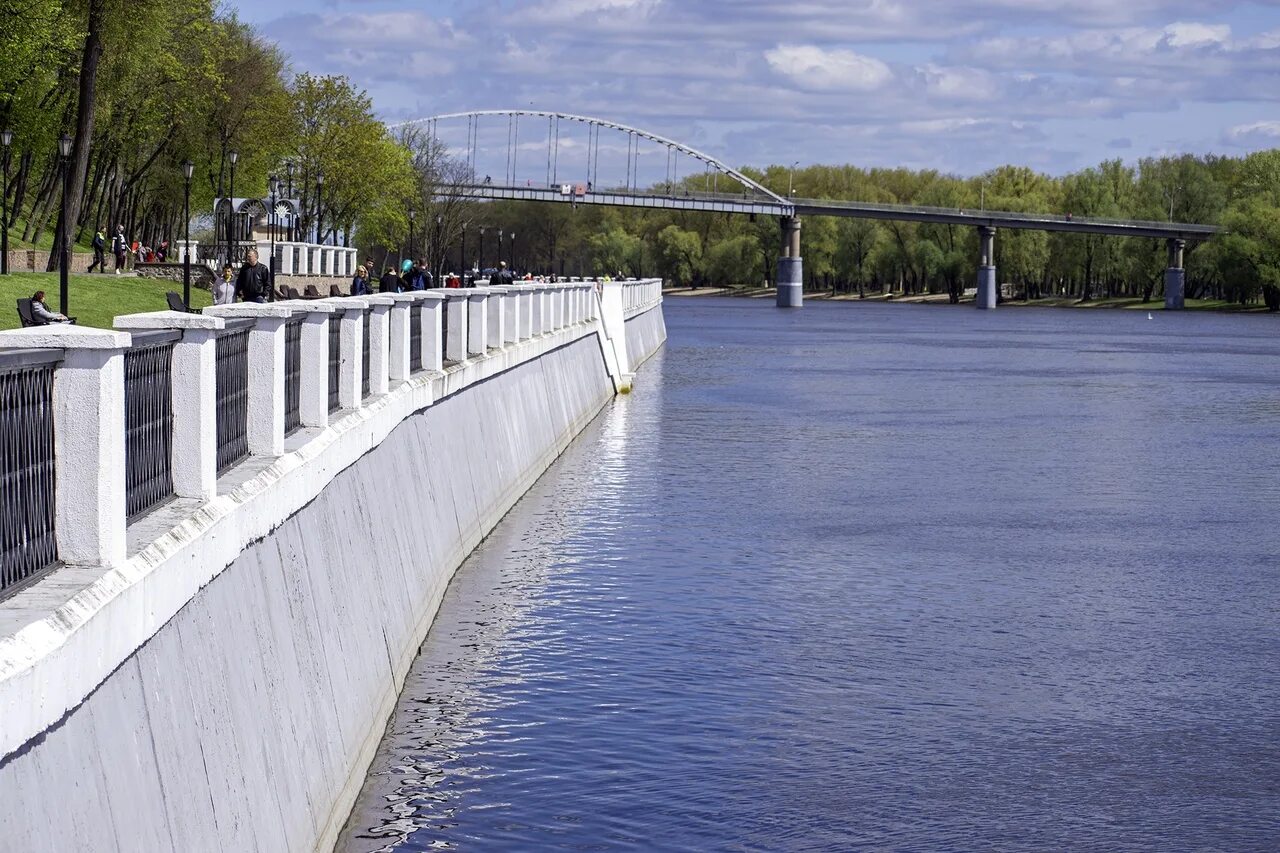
[340,299,1280,852]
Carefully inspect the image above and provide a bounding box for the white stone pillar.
[516,286,532,339]
[206,303,292,457]
[0,326,132,567]
[414,292,445,372]
[487,286,508,349]
[440,290,469,362]
[386,292,415,384]
[114,311,225,502]
[560,285,571,329]
[467,288,490,356]
[365,294,393,396]
[280,243,295,276]
[532,286,546,335]
[296,245,309,276]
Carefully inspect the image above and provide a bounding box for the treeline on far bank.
[473,153,1280,309]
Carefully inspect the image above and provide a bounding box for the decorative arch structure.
[389,110,789,206]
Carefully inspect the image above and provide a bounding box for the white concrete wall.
[0,288,666,853]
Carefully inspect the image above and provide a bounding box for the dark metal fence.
[328,314,341,412]
[0,350,59,597]
[361,310,370,396]
[409,306,422,372]
[284,317,303,435]
[123,331,178,521]
[215,320,252,473]
[441,302,450,363]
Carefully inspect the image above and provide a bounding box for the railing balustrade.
[215,320,252,473]
[0,350,59,598]
[284,317,304,435]
[123,331,178,521]
[441,302,450,363]
[409,308,422,372]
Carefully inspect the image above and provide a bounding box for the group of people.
[87,225,169,274]
[348,258,517,296]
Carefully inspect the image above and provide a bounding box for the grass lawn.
[0,272,212,330]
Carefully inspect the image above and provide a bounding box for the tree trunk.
[46,0,104,270]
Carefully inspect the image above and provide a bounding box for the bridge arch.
[389,110,789,206]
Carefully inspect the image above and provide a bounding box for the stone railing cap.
[114,310,226,331]
[384,292,418,303]
[325,296,370,309]
[274,299,338,314]
[412,292,445,303]
[204,304,294,319]
[364,295,395,307]
[431,289,470,299]
[487,286,510,293]
[0,325,132,350]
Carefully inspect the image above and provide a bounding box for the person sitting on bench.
[30,291,71,324]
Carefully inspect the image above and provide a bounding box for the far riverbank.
[664,286,1277,313]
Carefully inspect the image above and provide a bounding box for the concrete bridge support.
[776,216,803,308]
[976,226,998,310]
[1165,238,1186,311]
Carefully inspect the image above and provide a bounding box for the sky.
[224,0,1280,180]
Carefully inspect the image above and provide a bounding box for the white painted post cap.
[114,310,225,331]
[0,325,131,349]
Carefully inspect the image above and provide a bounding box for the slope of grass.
[0,272,212,330]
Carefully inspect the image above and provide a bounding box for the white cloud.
[764,45,893,92]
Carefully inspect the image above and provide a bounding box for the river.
[339,298,1280,851]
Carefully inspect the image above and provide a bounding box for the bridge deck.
[440,184,1221,240]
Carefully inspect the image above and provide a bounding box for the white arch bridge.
[392,110,1221,309]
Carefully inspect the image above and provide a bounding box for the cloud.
[764,45,893,92]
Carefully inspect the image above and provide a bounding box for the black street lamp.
[460,223,467,286]
[436,214,443,279]
[479,225,486,275]
[408,206,415,266]
[315,170,324,246]
[1,129,12,276]
[284,161,294,240]
[182,160,193,308]
[57,133,72,315]
[510,231,516,272]
[268,174,279,301]
[497,229,504,274]
[228,149,239,265]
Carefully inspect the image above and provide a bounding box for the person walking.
[88,226,106,273]
[402,260,427,291]
[350,264,370,296]
[234,248,271,303]
[213,264,236,305]
[379,266,401,294]
[111,226,128,275]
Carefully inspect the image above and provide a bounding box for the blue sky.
[225,0,1280,179]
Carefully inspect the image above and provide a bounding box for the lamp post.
[1,128,12,276]
[479,225,486,276]
[510,232,516,272]
[268,174,279,301]
[460,223,467,286]
[182,160,193,308]
[315,170,324,246]
[788,160,799,198]
[284,161,294,239]
[57,133,72,315]
[228,149,239,265]
[408,206,415,266]
[497,229,503,274]
[436,214,443,279]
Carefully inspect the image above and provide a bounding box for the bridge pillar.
[1164,238,1186,311]
[976,226,998,310]
[777,216,803,308]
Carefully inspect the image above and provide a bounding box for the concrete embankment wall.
[0,284,664,853]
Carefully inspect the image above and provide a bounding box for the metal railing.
[409,307,422,372]
[328,314,341,413]
[215,320,252,473]
[361,311,370,396]
[0,350,59,598]
[284,317,303,436]
[441,303,450,363]
[123,331,178,521]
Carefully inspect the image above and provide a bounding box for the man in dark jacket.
[379,267,401,293]
[402,260,428,291]
[88,227,106,273]
[234,248,271,303]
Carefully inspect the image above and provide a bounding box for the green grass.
[0,272,212,330]
[5,222,96,253]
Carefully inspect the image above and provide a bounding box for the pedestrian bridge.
[398,110,1221,310]
[0,280,665,852]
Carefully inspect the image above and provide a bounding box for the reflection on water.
[340,300,1280,852]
